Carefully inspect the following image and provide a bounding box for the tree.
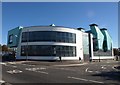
[0,44,1,51]
[113,48,119,56]
[2,45,8,52]
[119,48,120,56]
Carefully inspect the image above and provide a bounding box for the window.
[8,34,13,44]
[93,38,99,51]
[21,45,76,57]
[21,31,76,43]
[103,40,107,52]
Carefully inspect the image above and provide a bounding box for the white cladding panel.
[16,26,83,60]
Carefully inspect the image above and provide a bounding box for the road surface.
[1,60,120,85]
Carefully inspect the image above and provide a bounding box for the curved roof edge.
[22,25,77,30]
[100,28,107,30]
[89,23,98,26]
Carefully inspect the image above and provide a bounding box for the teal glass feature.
[7,26,22,47]
[82,33,89,55]
[100,28,112,51]
[89,24,104,51]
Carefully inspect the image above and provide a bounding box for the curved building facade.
[7,24,114,61]
[16,26,83,60]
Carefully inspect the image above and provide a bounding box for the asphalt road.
[1,60,120,85]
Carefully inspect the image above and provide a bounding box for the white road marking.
[39,67,46,70]
[68,76,104,83]
[85,68,100,73]
[101,66,106,69]
[25,67,46,71]
[2,63,17,67]
[101,65,106,66]
[85,68,89,72]
[0,80,5,83]
[112,66,115,70]
[8,62,17,64]
[25,67,48,74]
[22,64,27,65]
[36,71,48,74]
[88,71,93,73]
[22,64,35,66]
[29,65,35,66]
[12,66,17,68]
[53,63,88,67]
[85,68,93,72]
[7,69,23,74]
[95,71,101,73]
[8,61,32,64]
[54,67,76,71]
[112,66,119,71]
[0,62,6,65]
[1,62,18,67]
[25,68,38,71]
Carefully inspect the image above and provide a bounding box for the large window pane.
[21,45,76,57]
[21,31,76,43]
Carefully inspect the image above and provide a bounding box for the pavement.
[5,60,87,67]
[1,60,120,85]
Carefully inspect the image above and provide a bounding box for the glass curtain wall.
[21,31,76,43]
[21,45,76,57]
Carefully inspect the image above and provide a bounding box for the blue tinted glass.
[21,45,76,57]
[21,31,76,43]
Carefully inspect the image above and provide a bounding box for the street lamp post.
[26,29,29,61]
[14,35,18,61]
[97,39,100,62]
[99,54,100,62]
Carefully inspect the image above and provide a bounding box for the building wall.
[16,26,83,60]
[89,24,113,60]
[82,32,93,61]
[7,26,22,47]
[90,25,104,50]
[7,24,114,61]
[100,29,112,51]
[82,32,90,61]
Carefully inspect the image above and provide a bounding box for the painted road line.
[25,67,48,74]
[39,67,46,70]
[22,64,27,65]
[88,71,93,73]
[68,76,104,83]
[1,62,17,67]
[101,66,106,69]
[25,68,39,71]
[101,65,106,66]
[0,80,5,83]
[0,62,7,65]
[85,68,100,73]
[21,64,35,66]
[112,66,119,71]
[85,68,89,72]
[8,62,18,64]
[53,63,88,67]
[8,61,32,64]
[36,71,48,74]
[12,66,17,68]
[55,67,76,71]
[95,71,101,73]
[7,69,23,74]
[85,68,93,73]
[26,64,35,66]
[25,67,46,71]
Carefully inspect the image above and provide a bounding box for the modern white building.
[7,24,114,61]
